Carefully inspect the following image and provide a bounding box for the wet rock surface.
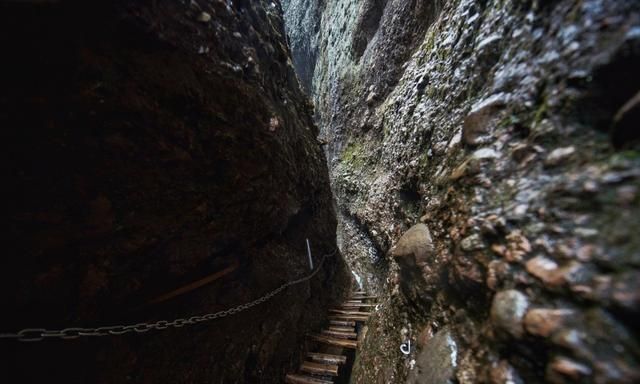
[390,224,441,312]
[407,328,457,384]
[284,0,640,382]
[1,1,348,383]
[490,290,529,339]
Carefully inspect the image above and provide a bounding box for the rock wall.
[283,0,640,382]
[281,0,325,93]
[0,0,348,382]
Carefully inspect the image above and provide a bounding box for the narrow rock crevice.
[2,0,640,383]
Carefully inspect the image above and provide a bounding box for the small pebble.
[524,308,574,337]
[269,116,280,132]
[616,185,637,204]
[197,11,212,22]
[548,356,591,381]
[490,360,523,384]
[544,146,575,166]
[460,233,485,251]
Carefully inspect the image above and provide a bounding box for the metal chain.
[0,248,336,342]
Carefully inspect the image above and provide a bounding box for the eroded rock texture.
[284,0,640,382]
[1,1,348,382]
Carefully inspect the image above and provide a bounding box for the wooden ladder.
[285,291,378,384]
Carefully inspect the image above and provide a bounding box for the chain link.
[0,248,336,342]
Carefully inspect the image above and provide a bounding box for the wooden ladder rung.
[307,352,347,365]
[321,329,357,339]
[328,314,369,319]
[345,300,363,304]
[285,373,333,384]
[349,295,378,300]
[328,326,355,333]
[328,314,369,322]
[329,320,355,327]
[329,309,373,316]
[301,361,339,376]
[340,303,377,308]
[309,334,358,349]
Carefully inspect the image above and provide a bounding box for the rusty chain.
[0,248,335,342]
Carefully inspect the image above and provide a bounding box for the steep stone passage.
[286,291,379,384]
[283,0,640,382]
[2,0,638,382]
[0,1,349,382]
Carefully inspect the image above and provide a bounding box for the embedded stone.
[525,256,583,287]
[491,290,529,338]
[486,260,510,290]
[197,12,211,22]
[366,91,378,105]
[544,146,575,167]
[391,223,434,267]
[407,328,457,384]
[616,185,637,205]
[550,328,583,351]
[524,308,575,337]
[547,356,592,382]
[490,360,523,384]
[460,233,485,251]
[574,227,598,238]
[472,147,499,160]
[462,93,508,146]
[417,325,434,348]
[416,74,429,93]
[269,116,281,131]
[525,255,559,283]
[511,142,535,163]
[503,230,531,261]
